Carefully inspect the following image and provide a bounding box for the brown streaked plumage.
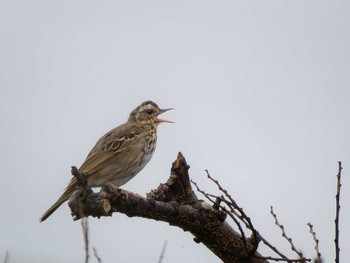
[40,101,172,222]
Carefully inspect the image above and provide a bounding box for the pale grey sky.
[1,1,349,262]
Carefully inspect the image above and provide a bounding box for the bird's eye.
[146,109,154,115]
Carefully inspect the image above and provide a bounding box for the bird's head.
[128,100,173,125]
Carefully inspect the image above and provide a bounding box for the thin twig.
[193,171,306,261]
[93,247,102,263]
[3,250,9,263]
[81,218,89,263]
[205,170,259,248]
[194,171,312,262]
[257,234,289,260]
[270,206,305,260]
[205,171,248,223]
[307,223,321,263]
[191,180,247,246]
[334,161,342,263]
[191,184,243,220]
[221,205,247,245]
[157,240,168,263]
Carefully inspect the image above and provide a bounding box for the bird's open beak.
[157,108,174,123]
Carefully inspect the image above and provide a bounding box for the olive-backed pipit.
[40,100,172,222]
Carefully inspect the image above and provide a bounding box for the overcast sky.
[1,1,349,262]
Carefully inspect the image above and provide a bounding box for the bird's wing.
[79,123,145,174]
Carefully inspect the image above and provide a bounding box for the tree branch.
[157,240,167,263]
[92,247,102,263]
[81,218,89,263]
[307,223,322,263]
[3,250,9,263]
[270,206,306,261]
[334,161,342,263]
[68,152,267,263]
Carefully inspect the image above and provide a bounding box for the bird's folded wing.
[79,123,145,174]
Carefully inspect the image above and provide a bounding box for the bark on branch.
[68,152,267,263]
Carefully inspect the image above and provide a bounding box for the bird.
[40,100,172,222]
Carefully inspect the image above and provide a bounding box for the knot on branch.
[68,167,110,220]
[147,152,197,204]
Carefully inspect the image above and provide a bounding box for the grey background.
[1,1,349,262]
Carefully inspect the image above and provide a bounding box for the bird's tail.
[40,184,75,222]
